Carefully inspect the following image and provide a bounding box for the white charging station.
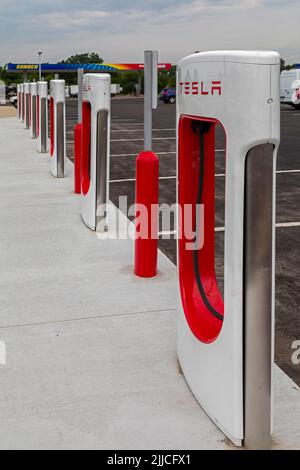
[17,84,21,120]
[30,82,38,139]
[24,82,30,130]
[80,73,111,231]
[176,51,280,449]
[49,79,66,177]
[37,81,48,153]
[20,83,24,123]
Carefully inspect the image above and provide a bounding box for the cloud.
[0,0,299,64]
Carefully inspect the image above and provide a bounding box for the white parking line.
[110,176,176,184]
[276,222,300,228]
[112,123,144,126]
[214,169,300,178]
[277,169,300,174]
[113,119,137,122]
[159,222,300,237]
[111,151,176,157]
[159,230,177,237]
[111,128,175,132]
[215,222,300,231]
[110,149,225,157]
[111,137,176,142]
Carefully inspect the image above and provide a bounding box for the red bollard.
[36,95,39,138]
[135,151,159,278]
[74,123,82,194]
[50,97,54,156]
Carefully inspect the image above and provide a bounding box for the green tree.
[281,58,298,71]
[58,52,104,85]
[158,66,176,91]
[117,71,139,95]
[111,67,176,96]
[60,52,103,65]
[0,66,24,85]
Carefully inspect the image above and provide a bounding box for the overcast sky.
[0,0,299,65]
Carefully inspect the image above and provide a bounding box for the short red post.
[50,97,54,156]
[134,151,159,278]
[74,123,82,194]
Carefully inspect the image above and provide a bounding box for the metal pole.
[38,52,42,81]
[244,143,274,450]
[77,68,84,123]
[144,51,153,151]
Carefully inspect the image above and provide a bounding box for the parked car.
[70,85,78,97]
[280,69,300,109]
[159,87,176,104]
[10,95,17,108]
[111,83,122,97]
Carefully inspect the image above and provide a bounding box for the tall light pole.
[38,52,42,81]
[144,50,158,151]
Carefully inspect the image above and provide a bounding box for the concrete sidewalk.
[0,116,299,450]
[0,105,17,118]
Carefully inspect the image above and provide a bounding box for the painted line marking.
[111,151,176,157]
[112,119,137,122]
[110,175,176,184]
[112,123,144,126]
[110,149,225,157]
[110,128,175,132]
[277,169,300,174]
[159,230,177,237]
[214,169,300,177]
[111,137,176,142]
[215,222,300,231]
[110,168,300,183]
[276,222,300,228]
[159,222,300,237]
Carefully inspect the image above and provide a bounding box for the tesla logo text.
[179,81,222,96]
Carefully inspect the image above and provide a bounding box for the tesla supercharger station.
[37,81,48,153]
[24,82,30,129]
[17,84,21,120]
[80,74,111,231]
[20,83,24,123]
[30,82,38,139]
[176,51,280,449]
[49,79,66,177]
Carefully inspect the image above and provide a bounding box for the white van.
[280,69,300,109]
[70,85,78,97]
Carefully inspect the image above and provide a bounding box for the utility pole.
[38,52,42,81]
[144,50,158,151]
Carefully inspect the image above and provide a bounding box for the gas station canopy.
[6,63,172,73]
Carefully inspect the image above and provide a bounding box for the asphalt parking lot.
[66,96,300,387]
